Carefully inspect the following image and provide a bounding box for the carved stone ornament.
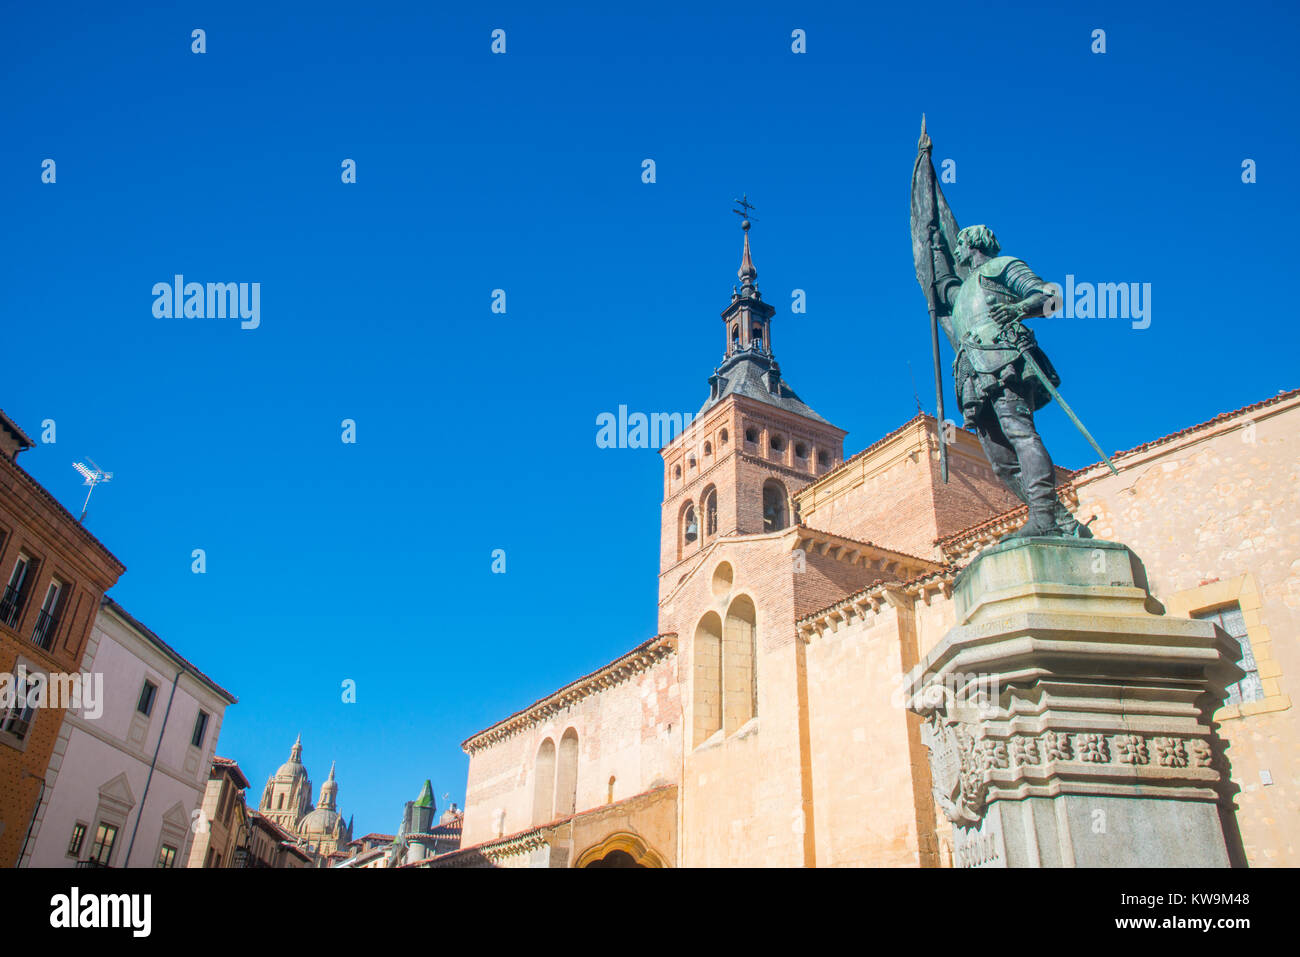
[920,714,989,825]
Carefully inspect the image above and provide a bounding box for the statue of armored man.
[911,119,1112,538]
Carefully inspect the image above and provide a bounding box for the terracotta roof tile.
[211,756,250,789]
[1070,386,1300,475]
[0,456,124,576]
[0,409,35,450]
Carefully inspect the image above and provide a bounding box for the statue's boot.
[1053,500,1092,538]
[1010,504,1061,539]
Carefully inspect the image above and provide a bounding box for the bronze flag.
[909,115,964,482]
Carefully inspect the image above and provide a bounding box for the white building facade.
[19,597,236,868]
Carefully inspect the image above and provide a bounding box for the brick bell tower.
[659,210,847,591]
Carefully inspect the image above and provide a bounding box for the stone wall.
[1069,394,1299,866]
[460,646,681,850]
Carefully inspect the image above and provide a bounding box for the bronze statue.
[911,118,1114,538]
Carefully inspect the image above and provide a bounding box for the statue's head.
[955,224,1000,266]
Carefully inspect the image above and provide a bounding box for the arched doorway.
[584,849,643,868]
[574,832,667,868]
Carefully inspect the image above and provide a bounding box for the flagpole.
[915,115,949,484]
[927,267,949,484]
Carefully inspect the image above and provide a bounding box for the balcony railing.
[31,609,58,650]
[76,859,113,868]
[0,586,23,629]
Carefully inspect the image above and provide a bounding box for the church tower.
[659,214,846,600]
[260,734,313,831]
[298,760,352,861]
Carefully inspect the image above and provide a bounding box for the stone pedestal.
[906,537,1244,868]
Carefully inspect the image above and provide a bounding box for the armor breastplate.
[951,257,1024,374]
[952,256,1018,347]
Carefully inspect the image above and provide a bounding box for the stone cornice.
[461,634,678,754]
[793,526,944,579]
[797,566,956,640]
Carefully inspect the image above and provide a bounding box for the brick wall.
[0,455,123,867]
[796,417,1020,560]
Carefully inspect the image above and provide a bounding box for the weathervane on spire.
[732,193,757,229]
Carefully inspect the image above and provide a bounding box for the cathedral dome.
[299,805,344,836]
[298,760,350,853]
[274,733,308,781]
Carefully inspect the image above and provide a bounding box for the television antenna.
[72,458,113,522]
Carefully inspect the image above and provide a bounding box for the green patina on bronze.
[909,119,1115,539]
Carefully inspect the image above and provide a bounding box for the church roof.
[414,779,436,808]
[697,353,831,424]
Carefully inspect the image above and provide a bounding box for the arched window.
[277,794,284,810]
[556,729,579,818]
[683,503,698,545]
[719,429,729,445]
[731,324,740,349]
[723,595,758,731]
[763,480,788,532]
[532,738,556,826]
[702,486,718,538]
[607,776,616,804]
[692,612,723,747]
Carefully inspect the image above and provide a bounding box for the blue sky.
[2,1,1296,836]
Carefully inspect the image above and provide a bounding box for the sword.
[1001,322,1120,476]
